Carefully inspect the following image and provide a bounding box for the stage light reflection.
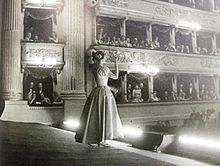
[63,120,80,129]
[123,127,143,138]
[179,135,220,150]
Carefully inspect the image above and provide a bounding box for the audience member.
[152,36,160,50]
[149,91,160,102]
[132,84,143,103]
[127,84,132,102]
[165,42,177,52]
[48,31,58,43]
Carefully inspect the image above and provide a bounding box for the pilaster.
[0,0,23,100]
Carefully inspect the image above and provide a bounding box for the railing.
[21,41,65,72]
[93,45,220,75]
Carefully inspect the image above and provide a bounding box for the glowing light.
[146,66,160,76]
[179,135,220,150]
[63,120,80,129]
[129,65,159,76]
[123,127,143,138]
[177,20,201,31]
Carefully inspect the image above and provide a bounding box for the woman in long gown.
[75,50,124,146]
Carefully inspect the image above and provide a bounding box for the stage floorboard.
[0,120,214,166]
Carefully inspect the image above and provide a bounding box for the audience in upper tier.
[95,31,220,56]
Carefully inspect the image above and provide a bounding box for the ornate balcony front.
[93,45,220,75]
[21,41,65,73]
[97,0,220,32]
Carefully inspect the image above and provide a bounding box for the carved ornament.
[102,0,128,8]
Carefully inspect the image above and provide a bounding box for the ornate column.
[171,74,177,93]
[213,75,220,99]
[211,33,217,54]
[61,0,85,93]
[193,76,200,100]
[121,73,128,102]
[120,18,127,36]
[169,26,175,46]
[192,31,197,54]
[148,75,154,100]
[0,0,23,100]
[209,0,215,11]
[61,0,86,125]
[146,23,152,41]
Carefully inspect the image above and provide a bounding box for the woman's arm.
[108,60,119,80]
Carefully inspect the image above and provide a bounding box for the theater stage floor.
[0,120,215,166]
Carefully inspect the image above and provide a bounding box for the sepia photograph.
[0,0,220,165]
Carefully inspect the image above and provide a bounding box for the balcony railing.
[21,41,65,72]
[93,45,220,75]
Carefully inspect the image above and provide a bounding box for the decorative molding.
[93,45,220,74]
[200,58,220,68]
[21,42,65,70]
[97,0,220,32]
[102,49,177,66]
[102,0,128,8]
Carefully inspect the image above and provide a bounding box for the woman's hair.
[93,50,104,60]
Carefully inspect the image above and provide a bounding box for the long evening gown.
[75,66,124,144]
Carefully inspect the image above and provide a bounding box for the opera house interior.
[0,0,220,165]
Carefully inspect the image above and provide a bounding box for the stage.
[0,120,214,166]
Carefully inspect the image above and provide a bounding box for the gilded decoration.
[102,49,177,66]
[102,0,128,8]
[200,58,220,68]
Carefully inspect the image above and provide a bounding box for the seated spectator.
[209,90,217,100]
[132,38,139,48]
[185,45,190,53]
[139,40,145,48]
[170,91,177,101]
[165,42,177,52]
[196,47,201,54]
[33,34,39,42]
[40,93,51,105]
[200,84,206,100]
[126,38,132,47]
[120,35,127,47]
[96,34,103,45]
[29,91,37,105]
[104,37,111,45]
[203,90,210,100]
[179,45,185,53]
[152,36,160,50]
[48,31,58,43]
[145,38,153,49]
[164,91,169,101]
[132,84,143,103]
[117,37,122,46]
[110,36,118,46]
[201,48,208,54]
[178,84,186,100]
[149,91,160,102]
[178,89,186,100]
[24,32,33,41]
